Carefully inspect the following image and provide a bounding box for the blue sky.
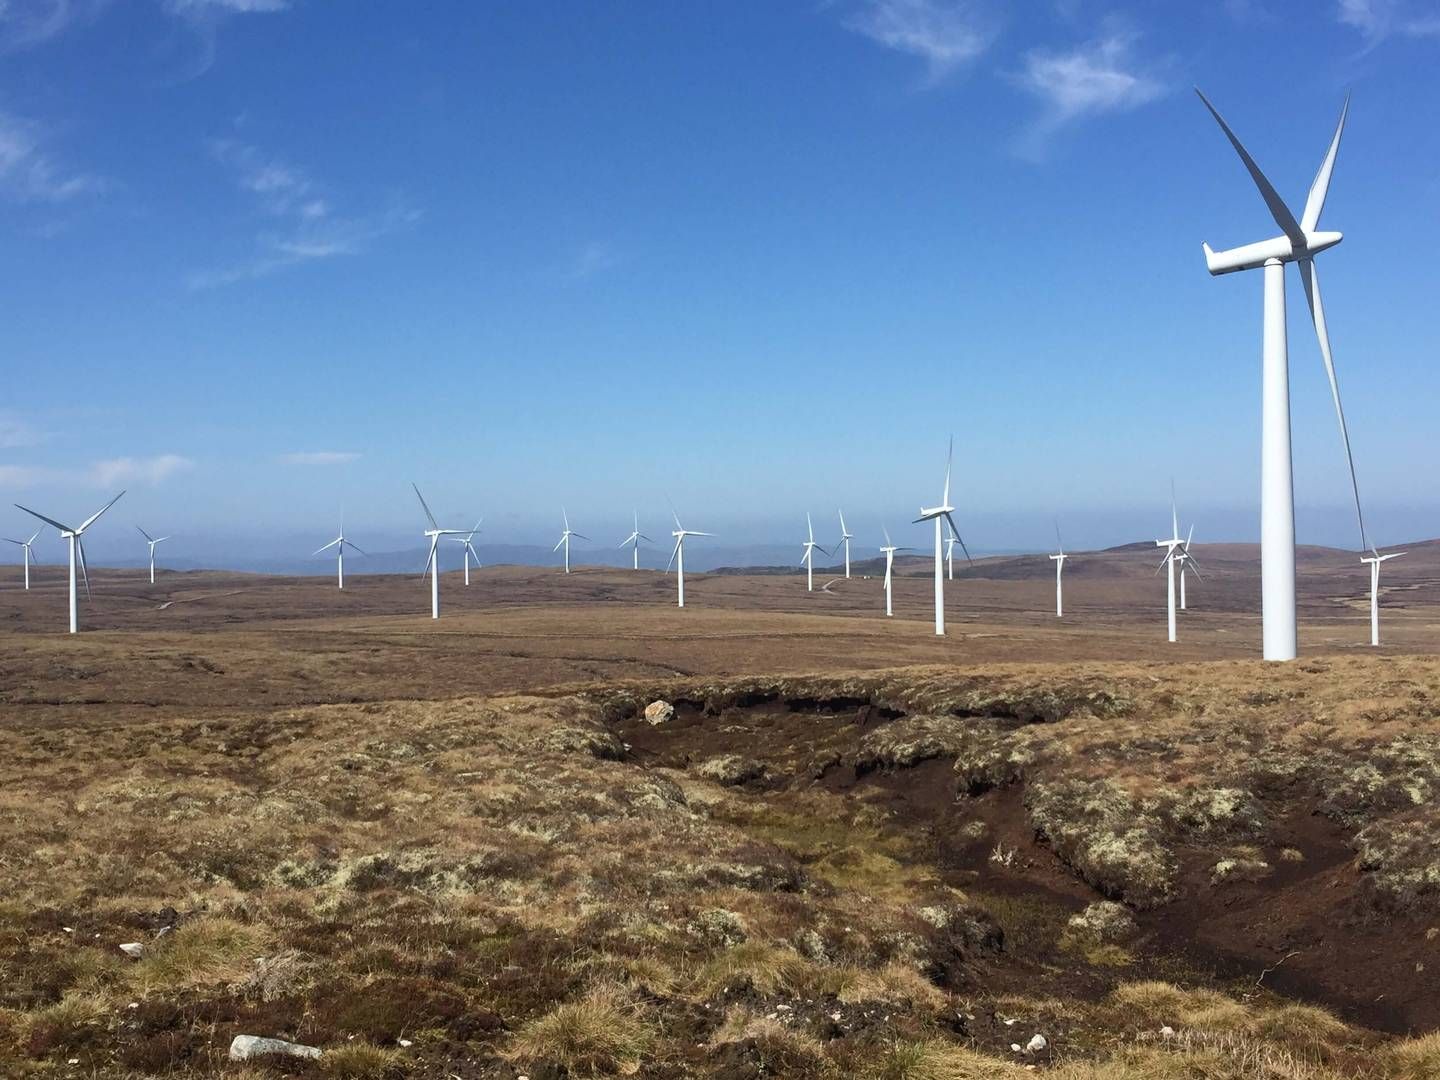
[3,0,1439,563]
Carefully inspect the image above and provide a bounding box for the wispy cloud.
[1337,0,1440,47]
[190,137,417,288]
[0,412,46,449]
[90,454,194,487]
[844,0,999,82]
[279,451,361,466]
[1011,25,1166,160]
[565,242,621,280]
[0,112,102,203]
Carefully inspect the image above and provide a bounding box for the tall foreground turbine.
[619,511,651,570]
[1197,89,1369,661]
[914,438,969,636]
[879,526,912,618]
[1049,524,1066,618]
[666,511,712,608]
[136,526,170,585]
[15,492,125,633]
[836,511,854,579]
[554,510,588,574]
[1361,550,1404,647]
[800,513,828,593]
[4,528,43,590]
[314,523,366,589]
[414,484,465,619]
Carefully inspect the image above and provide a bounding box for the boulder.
[643,700,675,725]
[228,1035,322,1062]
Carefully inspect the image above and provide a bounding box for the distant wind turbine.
[945,524,960,581]
[836,511,854,579]
[414,484,466,619]
[913,437,970,635]
[136,526,171,585]
[450,520,483,585]
[4,527,43,590]
[14,491,125,634]
[879,526,914,618]
[619,511,651,570]
[313,521,366,590]
[667,510,712,608]
[1049,523,1067,618]
[800,513,828,593]
[1175,525,1203,611]
[554,509,588,574]
[1361,549,1405,647]
[1155,493,1186,644]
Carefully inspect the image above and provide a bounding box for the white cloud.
[1337,0,1440,46]
[844,0,999,81]
[0,463,56,487]
[164,0,289,12]
[1012,27,1166,159]
[0,412,45,449]
[0,112,102,203]
[566,242,621,280]
[279,451,360,466]
[89,454,194,487]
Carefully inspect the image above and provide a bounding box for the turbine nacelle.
[1202,230,1343,275]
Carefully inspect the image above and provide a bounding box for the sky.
[2,0,1439,567]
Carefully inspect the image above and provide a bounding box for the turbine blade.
[313,538,342,555]
[1299,257,1368,552]
[1055,519,1063,555]
[421,537,438,579]
[638,533,653,543]
[1195,89,1305,248]
[943,435,953,507]
[78,490,125,534]
[1,538,19,546]
[943,512,972,564]
[28,527,43,544]
[412,484,439,530]
[15,504,73,534]
[77,539,92,601]
[572,533,590,541]
[553,536,566,552]
[1302,95,1349,234]
[1185,524,1195,552]
[348,542,369,556]
[666,537,681,572]
[137,525,153,542]
[1187,560,1205,582]
[882,525,892,547]
[1156,550,1170,575]
[154,537,170,545]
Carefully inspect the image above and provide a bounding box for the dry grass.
[508,984,652,1075]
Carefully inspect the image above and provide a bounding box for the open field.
[2,545,1439,1078]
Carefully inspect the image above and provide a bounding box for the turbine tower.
[450,520,483,585]
[914,437,970,636]
[1155,497,1185,644]
[136,526,170,585]
[619,511,652,570]
[836,511,854,579]
[1197,90,1370,661]
[879,526,913,618]
[800,513,828,593]
[314,522,366,589]
[1049,523,1067,618]
[554,510,588,574]
[413,484,465,619]
[14,491,125,634]
[4,527,43,590]
[1361,550,1405,647]
[666,511,712,608]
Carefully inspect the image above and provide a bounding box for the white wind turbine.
[667,511,712,608]
[879,526,914,618]
[14,491,125,634]
[800,513,829,593]
[945,524,960,581]
[1154,495,1191,644]
[414,484,466,619]
[554,509,588,574]
[836,511,855,579]
[136,526,171,585]
[1197,90,1371,661]
[450,520,483,585]
[913,437,970,636]
[313,520,366,590]
[1049,523,1067,618]
[1175,525,1203,611]
[1361,549,1405,647]
[619,511,652,570]
[4,527,43,590]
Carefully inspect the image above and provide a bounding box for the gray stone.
[228,1035,322,1062]
[644,700,675,725]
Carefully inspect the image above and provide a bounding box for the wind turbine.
[666,511,712,608]
[1175,525,1203,611]
[136,526,171,585]
[1049,523,1067,618]
[800,513,829,593]
[914,437,970,635]
[4,527,43,590]
[619,511,652,570]
[14,492,125,634]
[413,484,465,619]
[945,524,960,581]
[1197,90,1370,661]
[1155,496,1185,644]
[1361,549,1405,647]
[836,511,855,579]
[450,520,483,585]
[554,509,588,574]
[879,526,914,618]
[313,521,366,590]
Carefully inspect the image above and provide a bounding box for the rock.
[644,700,675,725]
[118,942,145,958]
[1026,1034,1047,1054]
[228,1035,323,1062]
